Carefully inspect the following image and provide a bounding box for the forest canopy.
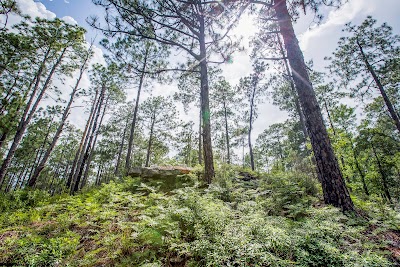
[0,0,399,266]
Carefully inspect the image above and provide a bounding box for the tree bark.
[26,114,55,186]
[349,137,369,196]
[356,39,400,134]
[28,51,90,187]
[248,84,256,171]
[145,113,156,167]
[198,109,203,165]
[0,47,67,185]
[186,130,192,166]
[324,100,337,136]
[274,0,354,211]
[81,96,109,189]
[115,115,129,175]
[277,33,308,140]
[199,11,215,183]
[223,99,231,164]
[371,141,391,202]
[66,89,99,189]
[125,46,149,173]
[71,84,106,194]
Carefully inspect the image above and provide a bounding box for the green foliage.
[0,172,397,266]
[0,189,51,212]
[259,172,319,219]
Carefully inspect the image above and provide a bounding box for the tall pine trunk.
[81,96,109,189]
[66,89,99,189]
[0,48,67,185]
[248,85,256,171]
[115,115,129,175]
[356,39,400,134]
[348,136,369,196]
[277,33,308,140]
[198,109,203,165]
[28,50,90,187]
[125,46,149,173]
[145,113,156,167]
[223,100,231,164]
[371,142,391,202]
[199,12,215,183]
[71,85,106,194]
[274,0,354,212]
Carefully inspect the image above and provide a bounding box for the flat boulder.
[128,166,193,190]
[129,166,192,178]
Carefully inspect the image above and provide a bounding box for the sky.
[7,0,400,151]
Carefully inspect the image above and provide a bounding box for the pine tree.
[90,0,248,183]
[328,16,400,134]
[251,0,354,211]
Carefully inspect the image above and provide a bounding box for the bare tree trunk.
[274,0,354,212]
[371,142,391,202]
[145,113,156,167]
[0,48,67,185]
[198,109,203,165]
[66,89,99,189]
[199,11,215,183]
[185,130,192,166]
[0,81,34,150]
[18,165,31,190]
[126,46,149,173]
[96,164,103,186]
[29,48,91,187]
[71,84,106,194]
[115,115,129,175]
[242,135,245,168]
[81,96,109,189]
[357,39,400,134]
[277,33,308,140]
[223,100,231,164]
[323,100,350,183]
[324,100,337,136]
[248,86,256,171]
[350,139,369,196]
[2,173,14,192]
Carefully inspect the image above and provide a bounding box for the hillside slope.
[0,170,399,266]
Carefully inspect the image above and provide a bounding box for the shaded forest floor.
[0,168,399,266]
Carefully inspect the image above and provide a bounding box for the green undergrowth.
[0,169,399,267]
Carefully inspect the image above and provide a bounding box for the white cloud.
[16,0,56,19]
[62,15,77,25]
[299,0,373,51]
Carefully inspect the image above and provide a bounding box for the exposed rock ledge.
[128,166,192,179]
